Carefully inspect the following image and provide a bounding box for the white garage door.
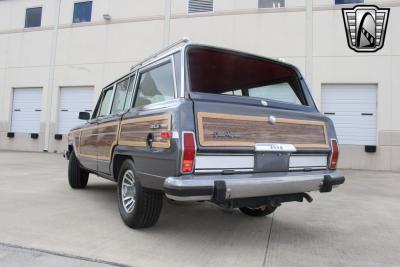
[321,84,377,145]
[57,86,94,134]
[11,88,42,133]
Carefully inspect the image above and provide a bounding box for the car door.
[118,57,178,187]
[97,74,137,175]
[77,90,106,172]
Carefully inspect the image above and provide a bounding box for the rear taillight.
[181,132,196,173]
[329,139,339,170]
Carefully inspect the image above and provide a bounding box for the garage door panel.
[322,84,377,146]
[322,103,376,112]
[58,87,93,134]
[11,88,42,133]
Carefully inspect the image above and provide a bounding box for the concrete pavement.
[0,151,399,267]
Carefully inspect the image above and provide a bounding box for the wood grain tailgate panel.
[119,114,172,148]
[197,112,328,148]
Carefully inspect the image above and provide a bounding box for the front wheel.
[239,205,277,217]
[68,150,89,189]
[117,159,163,229]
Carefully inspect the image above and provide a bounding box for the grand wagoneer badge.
[213,131,241,139]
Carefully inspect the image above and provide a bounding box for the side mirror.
[78,111,91,120]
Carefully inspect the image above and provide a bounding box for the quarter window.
[25,7,42,28]
[98,88,113,117]
[73,1,92,23]
[111,78,130,114]
[258,0,285,8]
[134,62,175,107]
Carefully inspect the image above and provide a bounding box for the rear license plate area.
[254,152,290,172]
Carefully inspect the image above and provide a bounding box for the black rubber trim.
[212,180,227,203]
[164,185,214,197]
[320,175,345,193]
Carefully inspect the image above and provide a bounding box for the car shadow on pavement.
[80,179,324,246]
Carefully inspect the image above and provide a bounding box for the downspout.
[163,0,172,47]
[44,0,61,151]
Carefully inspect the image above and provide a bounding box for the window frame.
[25,6,43,28]
[132,56,178,109]
[73,0,93,23]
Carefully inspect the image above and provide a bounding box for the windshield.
[187,47,307,106]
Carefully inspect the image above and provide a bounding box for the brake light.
[181,132,196,173]
[329,139,339,170]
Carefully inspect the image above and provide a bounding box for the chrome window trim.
[180,49,185,97]
[106,83,117,115]
[127,71,138,110]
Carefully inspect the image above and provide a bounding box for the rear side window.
[98,88,113,117]
[188,47,307,106]
[111,78,130,114]
[134,62,175,107]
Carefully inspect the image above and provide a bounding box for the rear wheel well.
[112,154,133,181]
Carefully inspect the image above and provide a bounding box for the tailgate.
[193,100,331,173]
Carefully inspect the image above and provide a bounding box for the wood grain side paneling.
[197,112,328,149]
[119,114,172,148]
[74,121,120,160]
[96,123,120,161]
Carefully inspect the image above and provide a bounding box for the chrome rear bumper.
[164,170,345,202]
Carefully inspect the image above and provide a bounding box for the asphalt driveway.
[0,151,399,267]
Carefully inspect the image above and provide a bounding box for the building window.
[73,1,92,23]
[258,0,285,8]
[188,0,214,14]
[335,0,364,4]
[25,7,42,28]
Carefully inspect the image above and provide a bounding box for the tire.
[117,159,163,229]
[239,205,277,217]
[68,150,89,189]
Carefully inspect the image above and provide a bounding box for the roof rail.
[131,37,191,71]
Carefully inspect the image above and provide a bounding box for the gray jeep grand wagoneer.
[67,38,345,229]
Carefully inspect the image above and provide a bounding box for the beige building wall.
[0,0,399,171]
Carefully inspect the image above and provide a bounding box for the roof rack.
[130,37,191,71]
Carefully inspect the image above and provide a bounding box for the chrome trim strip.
[289,155,328,168]
[195,155,254,169]
[195,169,253,174]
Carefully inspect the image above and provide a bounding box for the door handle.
[361,113,373,116]
[146,133,153,148]
[324,112,335,115]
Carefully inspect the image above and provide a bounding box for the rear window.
[187,47,307,105]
